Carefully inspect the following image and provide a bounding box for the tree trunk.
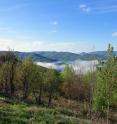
[107,101,109,124]
[33,90,38,103]
[5,82,9,96]
[33,87,42,105]
[38,85,42,104]
[23,79,28,100]
[9,63,15,97]
[10,82,15,97]
[48,91,52,107]
[4,75,9,96]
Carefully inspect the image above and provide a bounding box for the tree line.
[0,51,91,106]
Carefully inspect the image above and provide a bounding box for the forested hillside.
[0,44,117,124]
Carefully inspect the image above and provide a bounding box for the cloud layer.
[0,39,94,53]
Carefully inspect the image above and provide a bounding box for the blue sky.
[0,0,117,52]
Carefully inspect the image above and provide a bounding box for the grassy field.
[0,97,90,124]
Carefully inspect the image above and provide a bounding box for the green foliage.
[30,64,45,104]
[0,52,61,106]
[61,65,90,101]
[61,65,75,82]
[0,52,18,96]
[93,44,117,112]
[15,58,34,99]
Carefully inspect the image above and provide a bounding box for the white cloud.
[0,39,94,53]
[51,21,59,25]
[79,4,91,13]
[79,1,117,14]
[0,39,43,52]
[112,32,117,37]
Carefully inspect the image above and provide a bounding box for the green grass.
[0,97,90,124]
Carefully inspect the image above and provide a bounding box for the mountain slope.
[37,51,81,61]
[37,51,113,61]
[0,51,116,62]
[0,51,57,62]
[15,52,57,62]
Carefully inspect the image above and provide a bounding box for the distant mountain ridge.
[0,51,57,62]
[37,51,117,61]
[0,51,117,62]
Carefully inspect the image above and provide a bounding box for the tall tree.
[45,68,59,106]
[0,52,18,97]
[93,44,117,123]
[31,64,45,104]
[15,58,33,99]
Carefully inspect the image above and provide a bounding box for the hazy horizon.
[0,49,109,54]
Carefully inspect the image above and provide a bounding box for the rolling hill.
[0,51,116,62]
[37,51,114,61]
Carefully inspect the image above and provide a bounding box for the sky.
[0,0,117,53]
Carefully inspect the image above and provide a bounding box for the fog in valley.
[36,60,98,73]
